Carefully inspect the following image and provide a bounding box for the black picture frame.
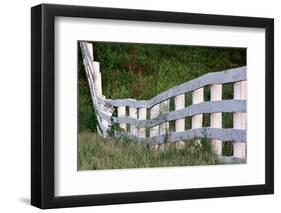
[31,3,274,209]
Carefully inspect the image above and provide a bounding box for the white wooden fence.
[80,41,247,161]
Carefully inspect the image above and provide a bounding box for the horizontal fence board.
[99,100,246,128]
[217,156,246,164]
[98,66,246,108]
[114,128,246,144]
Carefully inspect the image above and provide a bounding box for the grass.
[78,42,246,170]
[94,43,246,100]
[78,131,218,170]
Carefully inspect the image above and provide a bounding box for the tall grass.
[78,131,218,170]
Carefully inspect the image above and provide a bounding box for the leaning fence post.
[192,88,204,143]
[82,42,113,135]
[138,108,147,137]
[233,81,246,158]
[89,46,112,135]
[85,42,94,61]
[150,104,160,138]
[92,62,102,97]
[175,95,185,148]
[210,84,222,155]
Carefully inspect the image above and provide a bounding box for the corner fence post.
[92,62,109,132]
[85,42,94,61]
[233,81,247,158]
[85,42,113,135]
[210,84,222,155]
[92,62,102,97]
[175,95,185,148]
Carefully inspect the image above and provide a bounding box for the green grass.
[94,43,246,100]
[78,131,218,170]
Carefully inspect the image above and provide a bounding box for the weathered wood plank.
[211,84,222,155]
[192,88,204,146]
[99,100,246,128]
[216,156,246,164]
[138,108,147,137]
[150,104,160,137]
[233,81,247,158]
[159,100,170,135]
[118,106,126,131]
[92,62,102,97]
[175,94,185,148]
[175,95,185,132]
[192,88,204,128]
[114,128,246,144]
[98,66,246,108]
[129,106,138,136]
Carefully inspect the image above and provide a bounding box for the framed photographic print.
[31,3,274,209]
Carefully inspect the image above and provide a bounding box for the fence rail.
[115,128,246,144]
[80,41,247,161]
[97,66,246,108]
[99,100,246,128]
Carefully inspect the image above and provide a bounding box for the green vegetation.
[78,42,246,170]
[94,43,246,100]
[79,131,218,170]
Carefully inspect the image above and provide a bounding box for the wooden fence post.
[85,42,94,61]
[159,100,170,150]
[160,100,170,135]
[138,108,147,137]
[92,62,102,97]
[192,88,204,144]
[233,81,246,158]
[175,94,185,148]
[210,84,222,155]
[118,106,126,131]
[100,95,113,135]
[83,42,112,135]
[129,104,137,136]
[150,104,160,138]
[89,47,113,135]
